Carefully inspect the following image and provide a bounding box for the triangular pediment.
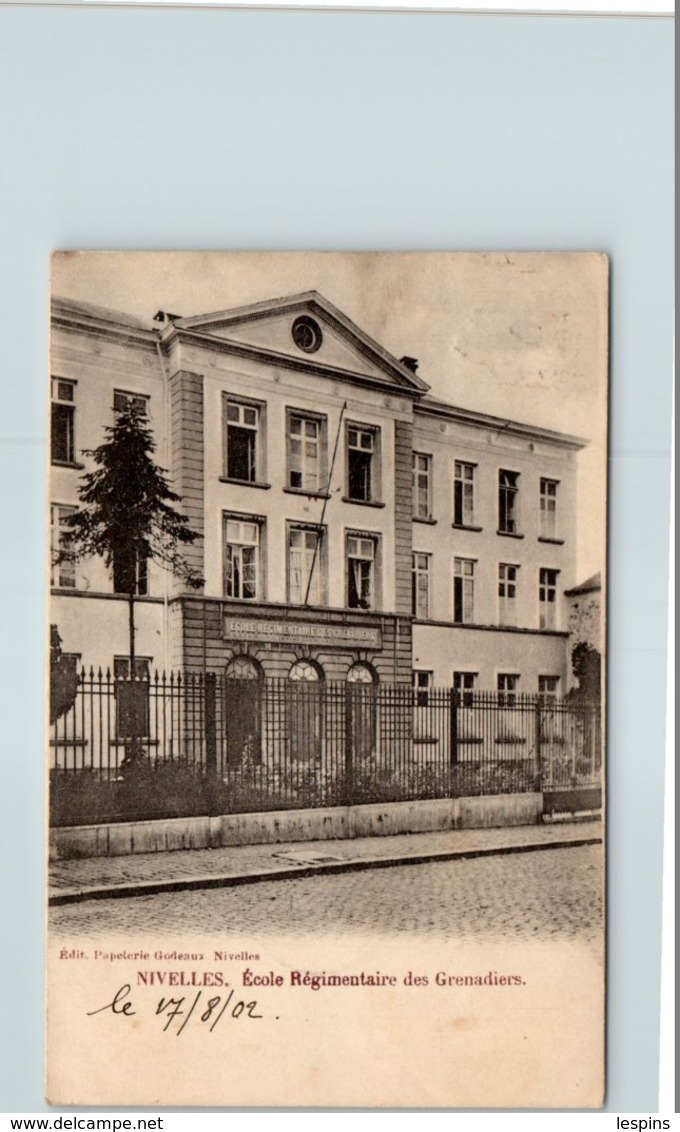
[172,292,429,394]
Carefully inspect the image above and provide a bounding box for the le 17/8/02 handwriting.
[88,984,263,1035]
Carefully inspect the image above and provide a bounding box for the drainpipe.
[154,335,172,672]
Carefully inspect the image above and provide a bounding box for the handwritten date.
[88,984,263,1035]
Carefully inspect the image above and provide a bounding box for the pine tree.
[62,403,203,676]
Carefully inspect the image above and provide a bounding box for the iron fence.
[49,670,602,826]
[50,669,207,777]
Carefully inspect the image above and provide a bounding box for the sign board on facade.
[225,616,382,649]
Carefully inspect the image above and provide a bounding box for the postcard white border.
[0,7,673,1115]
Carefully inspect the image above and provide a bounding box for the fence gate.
[540,699,602,815]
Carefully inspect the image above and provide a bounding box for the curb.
[49,834,602,907]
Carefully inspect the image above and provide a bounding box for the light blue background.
[0,7,672,1113]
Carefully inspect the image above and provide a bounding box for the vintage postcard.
[47,251,607,1108]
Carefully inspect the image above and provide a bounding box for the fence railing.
[49,671,602,826]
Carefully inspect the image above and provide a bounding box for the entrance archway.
[287,660,324,762]
[225,656,262,768]
[346,664,377,760]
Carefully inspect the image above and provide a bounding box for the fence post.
[344,685,354,805]
[205,672,217,778]
[449,687,459,766]
[535,695,543,788]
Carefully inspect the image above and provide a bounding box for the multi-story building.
[409,396,581,699]
[50,291,586,698]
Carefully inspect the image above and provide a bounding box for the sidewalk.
[49,818,602,905]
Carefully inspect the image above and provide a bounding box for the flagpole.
[303,400,347,607]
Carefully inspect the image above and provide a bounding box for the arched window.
[288,660,322,683]
[347,663,376,685]
[346,665,377,760]
[287,660,323,761]
[224,656,262,767]
[226,655,262,681]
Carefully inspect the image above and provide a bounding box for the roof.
[415,394,588,451]
[52,296,152,333]
[51,294,590,452]
[564,572,602,597]
[169,290,430,394]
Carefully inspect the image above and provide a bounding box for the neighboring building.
[564,572,603,693]
[564,572,602,649]
[50,291,586,695]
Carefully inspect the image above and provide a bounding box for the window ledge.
[110,739,160,748]
[52,459,84,470]
[283,487,331,500]
[51,588,164,604]
[219,477,271,490]
[538,536,565,545]
[413,516,437,525]
[452,523,483,532]
[342,497,386,509]
[411,617,567,637]
[497,530,525,539]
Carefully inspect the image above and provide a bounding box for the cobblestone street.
[51,843,602,953]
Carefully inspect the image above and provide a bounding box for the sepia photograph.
[47,251,607,1108]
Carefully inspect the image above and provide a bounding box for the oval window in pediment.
[292,315,323,354]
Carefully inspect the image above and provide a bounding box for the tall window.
[287,660,323,763]
[51,379,76,464]
[539,478,559,538]
[453,558,475,624]
[412,670,432,707]
[498,563,518,627]
[50,504,76,588]
[454,461,475,526]
[225,656,262,767]
[412,453,432,519]
[347,664,377,759]
[113,389,149,417]
[112,545,148,596]
[453,671,478,706]
[288,526,323,605]
[538,675,560,701]
[498,469,520,534]
[497,673,519,707]
[288,413,324,492]
[224,398,261,483]
[411,552,431,619]
[347,533,377,610]
[225,516,261,600]
[539,568,559,629]
[347,425,378,503]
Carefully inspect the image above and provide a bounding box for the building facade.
[50,291,586,697]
